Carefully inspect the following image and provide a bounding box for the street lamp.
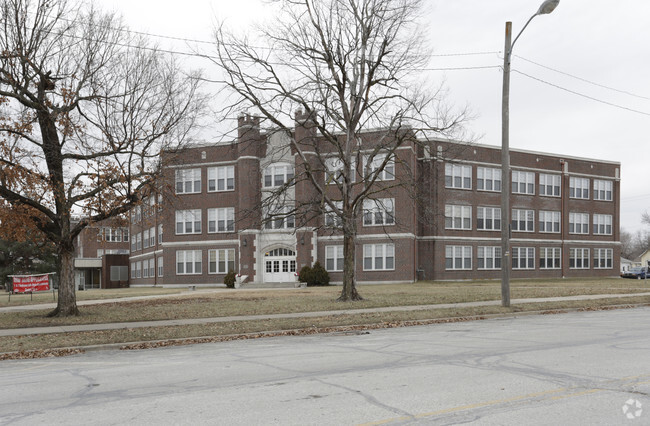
[501,0,559,307]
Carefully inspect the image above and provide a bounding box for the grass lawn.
[0,287,183,307]
[1,277,649,354]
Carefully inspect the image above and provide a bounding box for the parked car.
[621,267,648,279]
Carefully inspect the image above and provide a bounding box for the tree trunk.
[48,246,79,317]
[338,232,363,301]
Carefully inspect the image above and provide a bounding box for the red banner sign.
[12,274,50,293]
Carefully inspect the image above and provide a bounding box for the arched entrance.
[263,247,297,282]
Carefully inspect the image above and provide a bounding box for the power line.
[512,69,650,117]
[514,55,650,101]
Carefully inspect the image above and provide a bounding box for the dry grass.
[0,287,183,306]
[2,296,649,353]
[1,277,649,354]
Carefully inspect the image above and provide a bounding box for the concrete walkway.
[1,291,649,337]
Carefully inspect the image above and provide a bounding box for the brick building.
[127,113,620,287]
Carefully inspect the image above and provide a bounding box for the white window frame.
[569,212,590,235]
[208,249,236,274]
[512,171,535,195]
[142,259,149,278]
[445,245,472,270]
[208,166,235,192]
[593,214,613,235]
[325,201,342,227]
[130,262,136,279]
[263,163,294,188]
[539,247,561,269]
[175,168,201,194]
[325,245,344,272]
[593,179,613,201]
[512,247,535,270]
[325,157,356,184]
[364,153,395,181]
[363,243,395,271]
[136,232,142,251]
[477,246,501,270]
[569,177,590,199]
[176,250,202,275]
[539,173,561,197]
[570,248,590,269]
[208,208,235,233]
[477,206,501,231]
[157,257,163,277]
[143,229,149,249]
[477,167,501,192]
[175,209,202,235]
[149,258,155,278]
[363,198,395,226]
[539,210,561,233]
[445,163,472,190]
[136,261,142,278]
[445,205,472,230]
[265,205,295,230]
[594,248,613,269]
[149,226,155,247]
[158,224,163,244]
[512,209,534,232]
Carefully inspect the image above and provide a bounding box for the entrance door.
[263,248,297,282]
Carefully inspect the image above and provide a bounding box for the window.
[175,209,202,234]
[593,179,613,201]
[593,214,612,235]
[512,171,535,195]
[363,243,395,271]
[136,261,142,278]
[512,247,535,270]
[208,208,235,233]
[539,211,560,233]
[477,167,501,192]
[143,229,149,249]
[325,201,342,227]
[264,164,294,188]
[540,247,561,269]
[477,207,501,231]
[101,227,127,242]
[325,245,344,271]
[512,209,534,232]
[594,248,613,269]
[569,212,589,234]
[445,246,472,270]
[363,198,395,226]
[133,205,141,223]
[477,246,501,270]
[265,205,295,230]
[325,157,356,184]
[445,163,471,189]
[122,228,129,242]
[149,258,155,278]
[136,232,142,250]
[110,266,128,282]
[208,249,236,274]
[208,166,235,192]
[175,168,201,194]
[158,224,163,244]
[176,250,202,275]
[569,177,589,199]
[130,262,136,279]
[539,174,561,197]
[157,257,163,277]
[142,260,149,278]
[570,248,590,269]
[365,154,395,181]
[445,205,472,230]
[131,235,136,252]
[149,227,155,247]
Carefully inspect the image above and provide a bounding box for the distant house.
[620,257,639,274]
[635,249,650,269]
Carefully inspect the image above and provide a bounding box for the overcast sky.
[99,0,650,233]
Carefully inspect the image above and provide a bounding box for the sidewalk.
[1,292,649,337]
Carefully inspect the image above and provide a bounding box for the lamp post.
[501,0,559,307]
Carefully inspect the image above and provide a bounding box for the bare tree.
[211,0,469,300]
[0,0,204,316]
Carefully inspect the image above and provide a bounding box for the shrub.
[308,261,330,286]
[298,265,312,284]
[224,270,236,288]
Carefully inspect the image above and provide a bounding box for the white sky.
[99,0,650,233]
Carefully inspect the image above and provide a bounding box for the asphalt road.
[1,308,649,425]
